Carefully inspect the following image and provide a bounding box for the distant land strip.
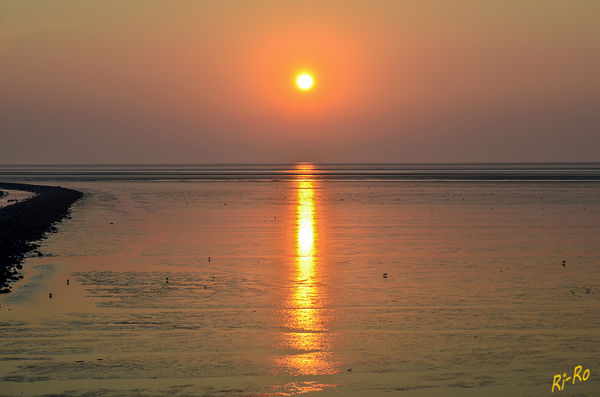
[0,182,83,293]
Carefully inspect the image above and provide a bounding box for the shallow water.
[1,165,599,396]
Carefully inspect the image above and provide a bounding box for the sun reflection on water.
[276,167,336,376]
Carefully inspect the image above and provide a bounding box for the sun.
[296,73,313,90]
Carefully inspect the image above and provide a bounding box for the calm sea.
[0,164,599,396]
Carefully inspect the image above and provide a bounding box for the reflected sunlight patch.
[261,380,338,396]
[276,175,337,376]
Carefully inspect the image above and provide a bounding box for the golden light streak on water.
[293,179,320,332]
[276,170,336,376]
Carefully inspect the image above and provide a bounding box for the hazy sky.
[1,1,599,164]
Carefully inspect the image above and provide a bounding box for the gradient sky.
[1,1,599,164]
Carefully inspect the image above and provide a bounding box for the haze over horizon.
[1,1,599,164]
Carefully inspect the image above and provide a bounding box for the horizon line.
[0,161,599,167]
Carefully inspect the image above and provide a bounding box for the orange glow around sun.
[242,27,363,115]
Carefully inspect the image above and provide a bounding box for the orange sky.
[1,1,599,163]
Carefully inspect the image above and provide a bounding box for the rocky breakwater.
[0,182,83,293]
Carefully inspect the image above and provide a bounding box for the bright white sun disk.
[297,74,313,90]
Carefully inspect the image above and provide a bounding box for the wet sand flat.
[0,173,599,396]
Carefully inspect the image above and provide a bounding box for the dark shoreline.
[0,182,83,293]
